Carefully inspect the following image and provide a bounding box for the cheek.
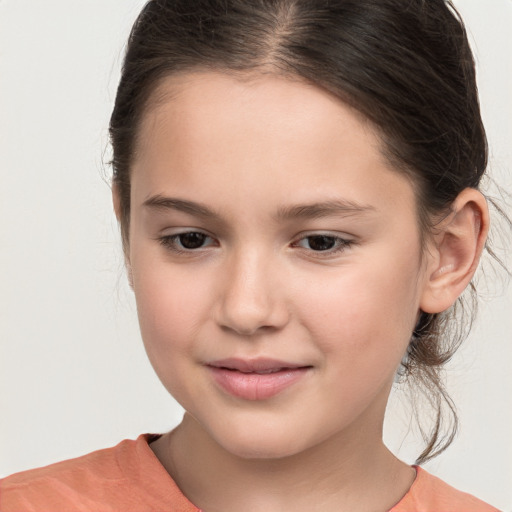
[296,255,421,369]
[131,262,214,405]
[131,258,209,360]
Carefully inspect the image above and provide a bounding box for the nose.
[215,249,289,336]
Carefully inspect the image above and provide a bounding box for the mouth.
[206,358,312,400]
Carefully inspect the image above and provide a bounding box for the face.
[125,71,432,459]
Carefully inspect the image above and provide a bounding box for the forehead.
[136,70,380,161]
[131,71,417,223]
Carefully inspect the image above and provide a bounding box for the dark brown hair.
[110,0,490,463]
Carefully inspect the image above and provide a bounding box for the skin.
[114,71,488,511]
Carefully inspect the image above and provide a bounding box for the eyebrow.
[143,195,221,219]
[275,200,376,221]
[143,195,376,223]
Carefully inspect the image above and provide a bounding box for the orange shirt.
[0,434,499,512]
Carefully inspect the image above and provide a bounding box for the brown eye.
[178,232,208,249]
[306,235,337,251]
[293,234,354,257]
[158,231,215,253]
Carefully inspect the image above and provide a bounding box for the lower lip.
[208,366,310,401]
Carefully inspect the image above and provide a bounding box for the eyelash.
[158,232,217,254]
[157,231,355,257]
[292,234,354,255]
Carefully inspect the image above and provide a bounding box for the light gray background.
[1,1,511,509]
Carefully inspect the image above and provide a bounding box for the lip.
[207,358,312,401]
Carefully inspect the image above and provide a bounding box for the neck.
[151,413,415,512]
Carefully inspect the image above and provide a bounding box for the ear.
[420,188,489,314]
[112,181,122,222]
[112,182,134,289]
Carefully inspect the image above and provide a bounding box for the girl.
[1,1,510,510]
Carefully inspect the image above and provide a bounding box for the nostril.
[215,269,290,335]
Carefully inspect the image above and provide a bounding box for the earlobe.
[127,265,134,289]
[420,188,489,314]
[112,182,133,288]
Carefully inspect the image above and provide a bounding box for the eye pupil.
[308,235,335,251]
[179,232,206,249]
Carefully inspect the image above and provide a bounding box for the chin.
[221,436,303,460]
[207,420,320,461]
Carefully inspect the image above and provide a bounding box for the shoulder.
[391,466,501,512]
[0,434,199,512]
